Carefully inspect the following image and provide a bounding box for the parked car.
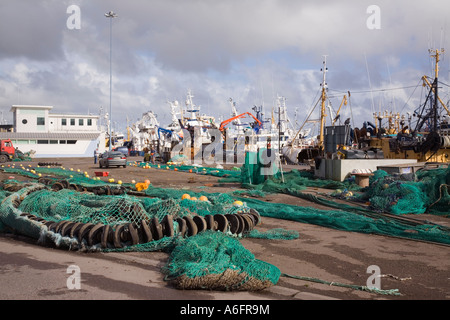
[99,151,127,168]
[113,146,129,156]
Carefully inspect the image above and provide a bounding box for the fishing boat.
[219,96,298,161]
[128,110,160,152]
[162,90,220,161]
[356,49,450,163]
[282,56,336,164]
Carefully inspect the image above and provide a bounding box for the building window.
[70,119,75,126]
[50,140,58,144]
[79,119,84,126]
[67,140,77,144]
[37,140,48,144]
[37,117,45,125]
[87,119,92,126]
[59,140,66,144]
[62,119,67,126]
[22,119,28,124]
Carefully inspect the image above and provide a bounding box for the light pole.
[105,11,117,151]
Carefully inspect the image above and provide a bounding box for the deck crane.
[332,94,348,125]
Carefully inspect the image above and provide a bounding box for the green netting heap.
[0,182,285,291]
[239,169,361,194]
[357,167,450,216]
[17,188,155,225]
[238,196,450,245]
[237,150,361,194]
[162,230,280,291]
[240,150,272,185]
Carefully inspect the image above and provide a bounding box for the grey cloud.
[0,1,66,61]
[1,0,449,131]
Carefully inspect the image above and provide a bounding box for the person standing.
[150,146,156,164]
[94,149,98,164]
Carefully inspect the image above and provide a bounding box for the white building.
[0,105,106,158]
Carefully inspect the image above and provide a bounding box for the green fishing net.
[358,167,450,216]
[1,156,449,294]
[162,230,280,291]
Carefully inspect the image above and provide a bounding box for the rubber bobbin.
[225,214,240,234]
[204,215,215,230]
[78,223,95,243]
[150,217,164,241]
[213,214,228,233]
[87,224,104,246]
[193,215,207,233]
[101,225,112,248]
[175,218,187,237]
[128,223,139,245]
[161,215,174,238]
[234,214,245,235]
[139,220,153,243]
[60,222,76,237]
[113,224,126,248]
[183,216,198,237]
[69,222,83,238]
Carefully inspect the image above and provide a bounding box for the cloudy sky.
[1,0,450,134]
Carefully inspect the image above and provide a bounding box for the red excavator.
[219,112,262,132]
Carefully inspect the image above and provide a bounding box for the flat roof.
[10,105,53,112]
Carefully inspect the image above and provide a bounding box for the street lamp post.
[105,11,117,151]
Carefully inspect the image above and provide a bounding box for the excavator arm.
[219,112,262,131]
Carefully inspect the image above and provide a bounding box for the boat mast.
[430,48,444,132]
[319,55,328,154]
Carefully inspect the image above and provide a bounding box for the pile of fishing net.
[236,150,361,194]
[357,166,450,216]
[0,176,287,291]
[163,230,280,290]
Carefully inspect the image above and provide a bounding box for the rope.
[380,274,412,281]
[281,273,401,296]
[429,184,449,208]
